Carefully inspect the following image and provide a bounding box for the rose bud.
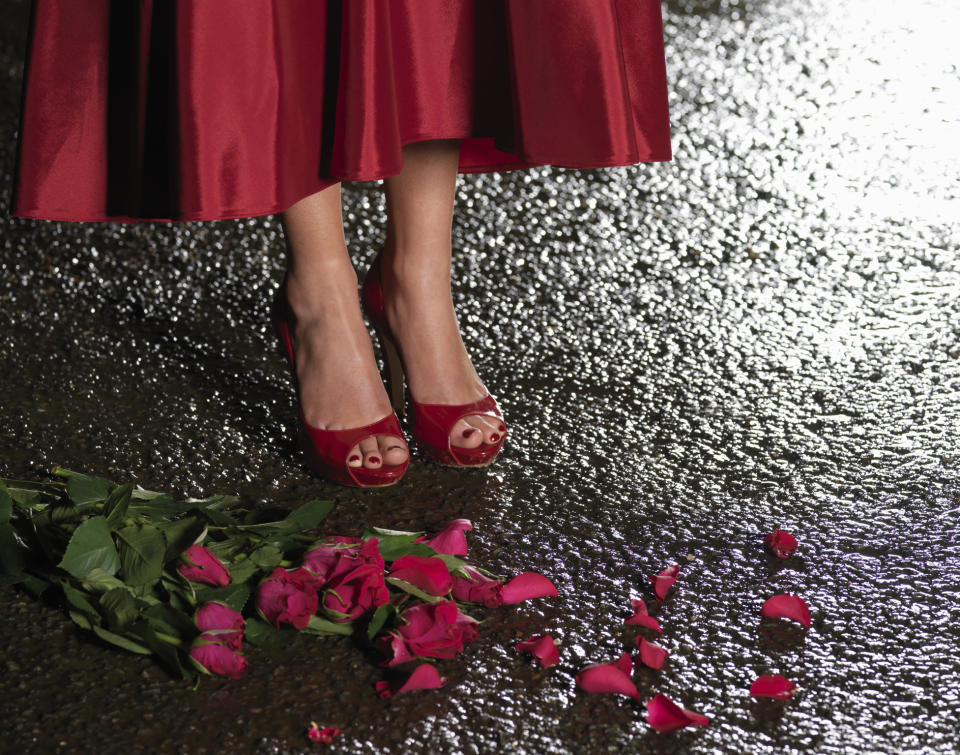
[376,601,479,666]
[189,636,248,679]
[451,566,503,608]
[178,544,231,587]
[195,602,245,651]
[321,564,390,623]
[302,536,384,588]
[256,567,319,630]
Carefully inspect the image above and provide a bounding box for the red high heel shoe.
[272,281,410,487]
[360,251,507,468]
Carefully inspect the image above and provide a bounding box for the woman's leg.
[381,139,504,448]
[281,183,408,469]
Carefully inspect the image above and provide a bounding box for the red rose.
[303,536,385,588]
[178,545,231,587]
[189,636,248,679]
[376,601,478,666]
[451,566,503,607]
[195,602,245,651]
[388,555,454,596]
[256,567,318,630]
[321,564,390,623]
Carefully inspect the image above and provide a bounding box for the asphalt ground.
[2,0,959,752]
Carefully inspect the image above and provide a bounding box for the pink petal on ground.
[515,634,560,668]
[764,529,798,558]
[306,723,339,743]
[646,694,709,733]
[635,637,669,670]
[576,660,642,701]
[750,674,798,701]
[414,519,473,556]
[613,651,633,675]
[500,572,558,604]
[649,564,681,602]
[760,594,811,628]
[377,663,449,698]
[624,598,662,633]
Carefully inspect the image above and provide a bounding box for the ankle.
[285,258,359,321]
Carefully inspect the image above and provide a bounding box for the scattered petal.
[414,519,473,556]
[377,663,449,698]
[575,655,641,701]
[613,651,633,675]
[750,674,798,701]
[388,555,454,596]
[764,529,798,558]
[635,637,669,670]
[306,722,339,743]
[761,594,811,628]
[649,564,681,602]
[646,694,709,733]
[500,572,558,604]
[515,634,560,668]
[624,598,662,633]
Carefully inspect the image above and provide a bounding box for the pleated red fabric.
[12,0,671,222]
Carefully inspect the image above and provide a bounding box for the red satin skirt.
[12,1,671,222]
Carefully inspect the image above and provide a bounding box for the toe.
[346,444,363,468]
[380,434,409,466]
[451,418,484,449]
[473,415,503,445]
[359,436,382,469]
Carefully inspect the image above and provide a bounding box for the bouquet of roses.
[0,468,557,684]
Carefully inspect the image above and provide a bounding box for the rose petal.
[415,519,473,556]
[636,637,669,670]
[624,598,662,633]
[614,651,633,675]
[649,564,681,602]
[761,594,811,628]
[764,529,798,558]
[451,566,503,607]
[646,693,709,733]
[750,674,798,701]
[500,572,558,604]
[388,555,454,596]
[515,634,560,668]
[306,723,339,744]
[377,663,449,698]
[575,657,641,701]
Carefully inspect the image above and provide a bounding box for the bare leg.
[280,184,408,469]
[381,139,504,449]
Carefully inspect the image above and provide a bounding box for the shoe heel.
[377,331,406,416]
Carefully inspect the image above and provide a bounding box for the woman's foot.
[379,240,505,451]
[284,257,409,470]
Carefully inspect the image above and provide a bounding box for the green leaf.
[130,621,190,679]
[194,583,250,614]
[303,614,354,636]
[144,603,198,638]
[69,610,95,630]
[437,554,468,574]
[91,624,152,655]
[366,603,397,641]
[225,557,258,585]
[58,516,121,578]
[21,574,51,597]
[81,568,129,595]
[250,545,283,570]
[0,481,12,522]
[157,516,205,562]
[243,617,297,648]
[103,484,133,530]
[361,529,433,562]
[281,499,334,533]
[65,474,113,506]
[115,524,165,586]
[0,522,23,577]
[61,582,99,615]
[100,587,139,631]
[385,577,447,604]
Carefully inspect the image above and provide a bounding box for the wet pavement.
[2,0,960,752]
